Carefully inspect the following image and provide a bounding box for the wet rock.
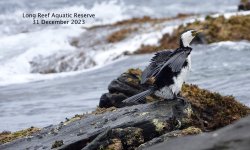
[0,98,191,150]
[147,115,250,150]
[100,93,128,108]
[99,68,150,108]
[82,127,144,150]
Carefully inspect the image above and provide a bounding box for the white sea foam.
[0,27,82,85]
[1,6,250,86]
[0,0,129,36]
[0,0,130,86]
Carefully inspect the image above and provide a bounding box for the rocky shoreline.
[28,12,250,74]
[2,7,250,150]
[135,14,250,54]
[1,68,249,150]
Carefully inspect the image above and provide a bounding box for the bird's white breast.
[170,54,191,95]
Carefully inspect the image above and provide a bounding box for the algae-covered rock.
[135,14,250,54]
[181,84,250,131]
[98,68,249,149]
[99,68,250,131]
[106,28,138,43]
[0,127,40,144]
[147,115,250,150]
[176,15,250,43]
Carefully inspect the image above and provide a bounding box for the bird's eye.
[191,31,197,36]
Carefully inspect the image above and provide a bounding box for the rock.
[135,14,250,54]
[82,127,144,150]
[99,68,151,108]
[135,33,207,54]
[99,68,249,131]
[181,84,250,131]
[0,127,40,144]
[147,115,250,150]
[106,28,138,43]
[0,98,191,150]
[238,0,250,11]
[100,93,128,108]
[137,126,202,150]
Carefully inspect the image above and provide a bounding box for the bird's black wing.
[157,49,191,75]
[141,50,173,84]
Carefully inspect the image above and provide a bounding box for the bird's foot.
[163,96,188,107]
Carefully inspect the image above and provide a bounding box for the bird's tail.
[123,87,156,105]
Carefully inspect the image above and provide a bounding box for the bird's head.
[180,29,203,48]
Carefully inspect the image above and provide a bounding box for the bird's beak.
[192,29,203,37]
[194,29,203,36]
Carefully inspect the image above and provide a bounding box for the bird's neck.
[177,41,193,52]
[180,38,191,48]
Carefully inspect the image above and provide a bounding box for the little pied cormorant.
[123,29,202,105]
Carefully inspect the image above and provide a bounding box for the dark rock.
[147,115,250,150]
[137,130,182,150]
[238,1,250,11]
[108,73,145,95]
[0,99,191,150]
[138,126,202,149]
[99,93,127,108]
[82,127,144,150]
[99,68,151,108]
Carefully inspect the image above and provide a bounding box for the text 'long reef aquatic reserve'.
[23,13,95,24]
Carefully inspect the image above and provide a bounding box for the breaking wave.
[0,0,130,86]
[0,0,246,86]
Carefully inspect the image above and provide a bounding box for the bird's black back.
[141,47,192,89]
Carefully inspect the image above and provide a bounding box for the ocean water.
[1,0,249,131]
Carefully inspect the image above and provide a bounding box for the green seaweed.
[0,127,40,144]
